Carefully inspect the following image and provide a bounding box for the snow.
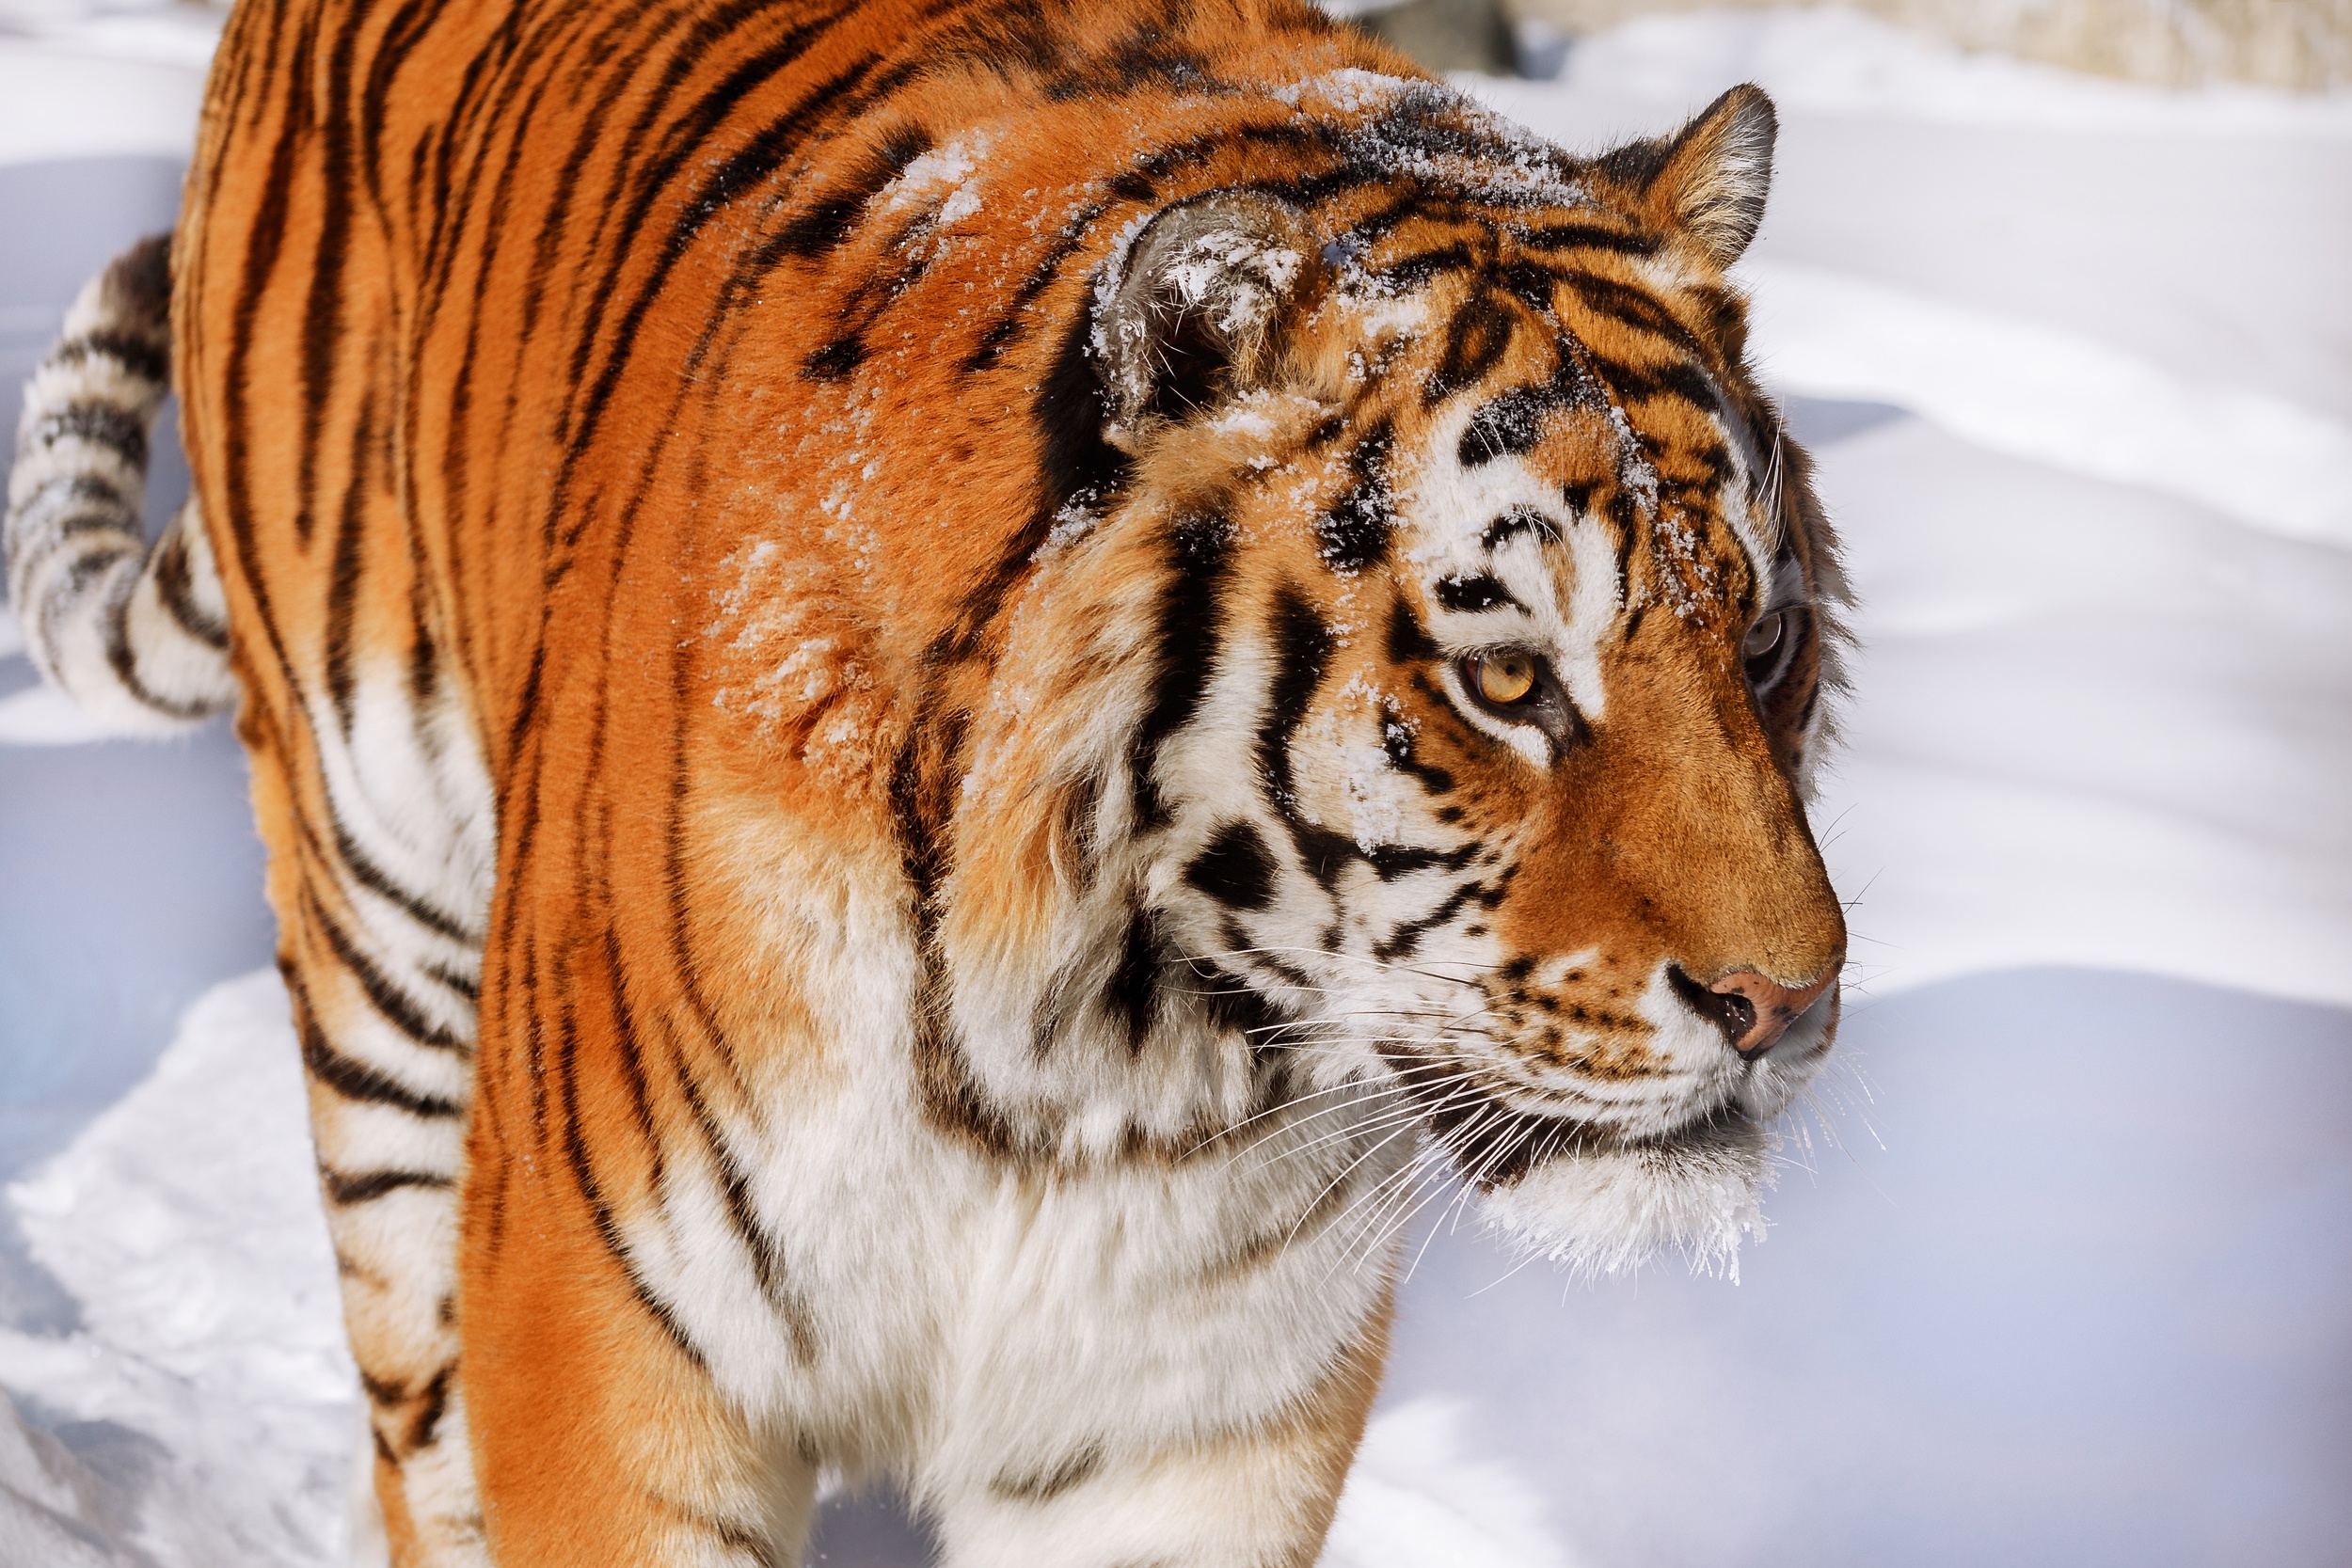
[0,25,209,167]
[4,6,2349,1564]
[0,683,126,745]
[1,974,355,1568]
[1514,5,2352,135]
[1738,259,2352,548]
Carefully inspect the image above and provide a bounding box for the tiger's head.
[939,82,1844,1277]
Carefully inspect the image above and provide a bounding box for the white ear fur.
[1093,192,1322,449]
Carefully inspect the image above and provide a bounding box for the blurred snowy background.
[2,2,2348,1565]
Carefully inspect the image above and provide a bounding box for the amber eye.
[1468,650,1538,706]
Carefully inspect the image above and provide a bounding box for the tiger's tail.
[6,233,238,733]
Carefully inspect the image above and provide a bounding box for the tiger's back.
[137,0,1855,1560]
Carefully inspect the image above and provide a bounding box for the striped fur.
[6,236,237,732]
[10,1,1852,1561]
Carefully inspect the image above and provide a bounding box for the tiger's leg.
[461,1165,821,1568]
[921,1285,1393,1568]
[239,683,497,1565]
[458,875,820,1566]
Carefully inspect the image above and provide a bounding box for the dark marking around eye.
[1184,820,1277,911]
[1435,573,1515,613]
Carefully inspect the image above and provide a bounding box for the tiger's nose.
[1669,965,1838,1060]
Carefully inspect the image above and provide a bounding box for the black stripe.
[331,815,476,944]
[1379,708,1454,795]
[1435,573,1516,612]
[1517,221,1659,258]
[299,1011,464,1118]
[99,570,217,721]
[320,1165,453,1205]
[150,525,230,650]
[1386,595,1438,664]
[1315,420,1392,575]
[1128,509,1234,831]
[1105,906,1168,1055]
[406,1363,452,1453]
[548,46,882,542]
[1563,272,1706,361]
[957,198,1110,375]
[1184,819,1276,911]
[769,121,934,260]
[1423,290,1517,406]
[14,469,131,522]
[32,403,148,470]
[308,886,466,1050]
[1375,878,1485,962]
[322,385,378,725]
[544,945,711,1372]
[52,329,168,386]
[1456,362,1600,467]
[934,300,1131,664]
[1257,584,1331,814]
[1480,505,1558,548]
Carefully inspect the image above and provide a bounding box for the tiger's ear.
[1094,193,1323,451]
[1597,84,1777,268]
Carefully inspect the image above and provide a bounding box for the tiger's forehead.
[1309,250,1774,628]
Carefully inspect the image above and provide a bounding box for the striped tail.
[6,233,238,733]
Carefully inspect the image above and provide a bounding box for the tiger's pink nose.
[1670,966,1838,1059]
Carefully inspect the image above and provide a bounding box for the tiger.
[4,0,1851,1561]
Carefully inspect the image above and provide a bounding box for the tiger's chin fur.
[1483,1114,1773,1281]
[8,1,1857,1561]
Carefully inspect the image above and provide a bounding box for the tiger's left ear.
[1599,84,1777,268]
[1094,192,1324,451]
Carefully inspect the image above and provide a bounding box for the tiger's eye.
[1742,613,1785,667]
[1472,651,1537,705]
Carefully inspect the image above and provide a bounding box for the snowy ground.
[2,7,2349,1565]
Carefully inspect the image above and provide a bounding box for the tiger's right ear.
[1597,83,1777,268]
[1093,193,1324,451]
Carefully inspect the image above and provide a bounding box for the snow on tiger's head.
[945,85,1850,1278]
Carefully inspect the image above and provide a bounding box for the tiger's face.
[1066,87,1845,1275]
[915,85,1840,1276]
